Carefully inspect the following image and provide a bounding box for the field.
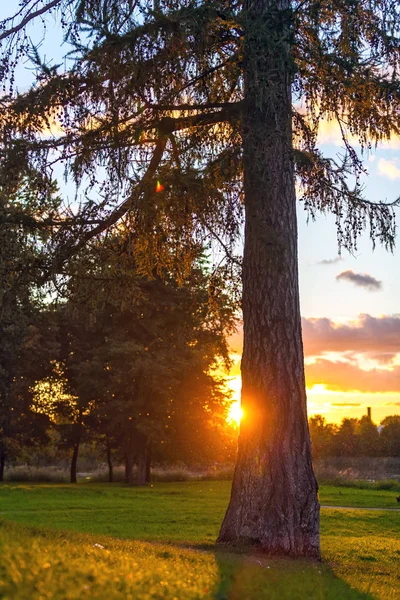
[0,482,399,599]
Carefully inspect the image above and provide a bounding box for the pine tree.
[1,0,400,556]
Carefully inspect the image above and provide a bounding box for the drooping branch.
[53,135,168,267]
[0,0,64,42]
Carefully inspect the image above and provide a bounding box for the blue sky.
[2,1,399,425]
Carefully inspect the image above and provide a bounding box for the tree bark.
[136,449,147,486]
[0,451,5,482]
[218,0,320,558]
[70,443,79,484]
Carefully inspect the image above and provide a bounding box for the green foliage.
[46,240,237,481]
[309,415,337,457]
[310,414,399,458]
[380,416,400,456]
[0,171,61,474]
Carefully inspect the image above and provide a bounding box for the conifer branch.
[53,136,168,266]
[0,0,63,42]
[147,101,241,112]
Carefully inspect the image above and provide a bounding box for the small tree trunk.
[0,451,5,482]
[70,443,79,484]
[218,0,320,558]
[136,451,147,486]
[106,437,113,483]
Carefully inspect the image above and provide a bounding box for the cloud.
[302,314,400,355]
[331,403,362,407]
[370,353,397,365]
[231,314,400,359]
[385,402,400,407]
[377,158,400,180]
[305,358,400,393]
[336,270,382,290]
[316,116,400,149]
[317,118,358,146]
[318,257,343,265]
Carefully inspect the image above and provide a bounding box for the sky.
[1,2,399,426]
[228,138,400,425]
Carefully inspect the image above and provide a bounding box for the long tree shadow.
[208,548,374,600]
[172,538,375,599]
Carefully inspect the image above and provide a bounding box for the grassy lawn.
[0,481,399,599]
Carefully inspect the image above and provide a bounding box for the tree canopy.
[0,0,398,273]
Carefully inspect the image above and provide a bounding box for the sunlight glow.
[225,375,242,427]
[227,400,243,427]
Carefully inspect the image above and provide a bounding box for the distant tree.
[309,415,337,458]
[55,316,102,484]
[0,173,60,480]
[380,416,400,457]
[356,415,381,457]
[95,271,234,485]
[0,308,60,480]
[333,419,360,457]
[57,240,236,485]
[3,0,400,555]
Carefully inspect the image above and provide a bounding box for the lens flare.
[156,180,164,193]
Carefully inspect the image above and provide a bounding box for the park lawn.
[319,484,400,508]
[0,482,399,599]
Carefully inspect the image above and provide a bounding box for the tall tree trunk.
[106,436,113,483]
[218,0,320,557]
[70,443,79,484]
[0,451,5,482]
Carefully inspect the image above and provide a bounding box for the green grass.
[319,484,400,508]
[0,482,399,599]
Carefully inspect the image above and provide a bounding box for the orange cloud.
[302,314,400,356]
[317,117,400,149]
[229,314,400,394]
[305,359,400,393]
[231,314,400,358]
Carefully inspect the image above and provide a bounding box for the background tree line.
[309,414,400,459]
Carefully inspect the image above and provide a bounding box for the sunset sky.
[2,3,399,426]
[228,129,400,425]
